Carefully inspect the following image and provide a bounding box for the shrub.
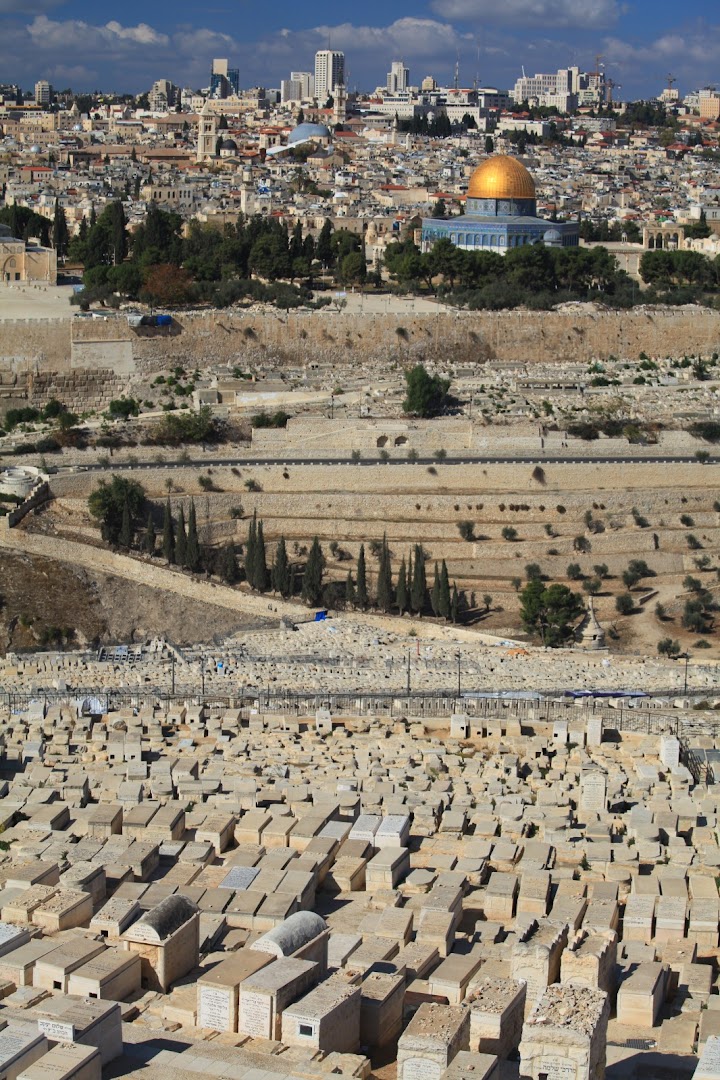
[434,448,448,462]
[616,593,635,615]
[351,450,361,462]
[244,478,262,492]
[657,637,681,657]
[379,449,390,462]
[688,421,720,442]
[251,409,290,429]
[457,521,475,542]
[566,563,584,580]
[501,526,518,541]
[525,563,543,581]
[230,506,244,519]
[687,534,703,550]
[680,513,694,527]
[107,397,140,420]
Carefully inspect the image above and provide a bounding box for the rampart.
[0,308,719,389]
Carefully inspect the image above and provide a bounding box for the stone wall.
[1,306,720,381]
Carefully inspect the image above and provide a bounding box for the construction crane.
[606,78,620,105]
[593,53,604,77]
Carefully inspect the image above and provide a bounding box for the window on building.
[299,1024,313,1037]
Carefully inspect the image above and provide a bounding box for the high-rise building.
[148,79,178,112]
[291,72,315,99]
[34,81,51,107]
[210,59,240,99]
[314,50,344,103]
[387,61,409,95]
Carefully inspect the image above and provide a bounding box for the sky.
[1,0,719,99]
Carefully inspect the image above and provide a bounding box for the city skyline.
[0,0,718,98]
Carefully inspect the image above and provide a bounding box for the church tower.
[196,100,217,163]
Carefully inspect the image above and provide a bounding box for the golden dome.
[467,155,536,201]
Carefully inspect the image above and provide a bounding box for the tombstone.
[397,1003,470,1080]
[579,768,607,818]
[660,736,680,770]
[519,984,609,1080]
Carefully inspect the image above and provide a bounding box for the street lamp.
[682,652,690,696]
[455,650,461,699]
[406,650,411,696]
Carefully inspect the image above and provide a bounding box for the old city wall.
[1,307,720,388]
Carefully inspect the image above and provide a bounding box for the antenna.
[454,50,459,91]
[666,73,676,91]
[475,43,480,91]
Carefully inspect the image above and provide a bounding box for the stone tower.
[196,100,217,163]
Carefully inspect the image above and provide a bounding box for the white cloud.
[430,0,621,29]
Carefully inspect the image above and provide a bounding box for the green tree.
[376,533,394,612]
[220,543,240,584]
[254,518,268,591]
[439,560,451,620]
[316,218,333,267]
[162,499,175,563]
[345,570,355,608]
[301,536,325,606]
[176,504,187,567]
[451,583,459,623]
[410,544,427,614]
[403,364,450,418]
[52,199,69,258]
[431,562,441,616]
[519,578,584,647]
[271,536,291,597]
[144,512,156,555]
[396,557,408,615]
[356,544,369,610]
[246,511,257,586]
[88,475,145,545]
[186,500,201,572]
[431,198,447,219]
[118,497,132,549]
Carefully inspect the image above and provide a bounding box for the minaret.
[196,100,217,163]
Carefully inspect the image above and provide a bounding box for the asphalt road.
[60,453,718,473]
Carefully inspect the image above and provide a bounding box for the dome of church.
[219,138,238,153]
[467,155,536,201]
[287,122,331,145]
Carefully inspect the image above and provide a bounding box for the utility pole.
[456,651,461,698]
[171,653,175,695]
[406,650,411,696]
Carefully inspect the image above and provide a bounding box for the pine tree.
[220,543,239,584]
[451,583,459,624]
[176,504,187,567]
[396,557,408,615]
[356,543,368,610]
[376,533,394,612]
[254,519,268,591]
[272,537,291,597]
[162,499,174,563]
[186,500,201,572]
[439,560,451,620]
[144,512,156,555]
[411,544,427,615]
[345,570,355,608]
[245,511,257,588]
[431,562,441,616]
[301,536,325,606]
[52,199,69,258]
[118,496,132,549]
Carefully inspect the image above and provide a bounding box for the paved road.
[58,453,718,473]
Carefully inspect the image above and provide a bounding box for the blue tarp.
[314,610,328,621]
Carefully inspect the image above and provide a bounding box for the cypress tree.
[52,199,69,258]
[451,583,459,623]
[144,511,156,555]
[220,543,239,584]
[356,543,368,610]
[407,549,413,604]
[162,499,174,563]
[272,537,291,597]
[186,500,201,572]
[439,559,451,620]
[431,562,441,616]
[118,496,132,549]
[176,504,187,567]
[411,544,427,615]
[396,557,408,615]
[254,519,268,591]
[301,536,325,606]
[345,570,355,608]
[376,533,393,613]
[246,511,257,587]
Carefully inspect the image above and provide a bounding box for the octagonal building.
[421,154,579,254]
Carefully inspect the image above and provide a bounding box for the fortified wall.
[0,306,719,383]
